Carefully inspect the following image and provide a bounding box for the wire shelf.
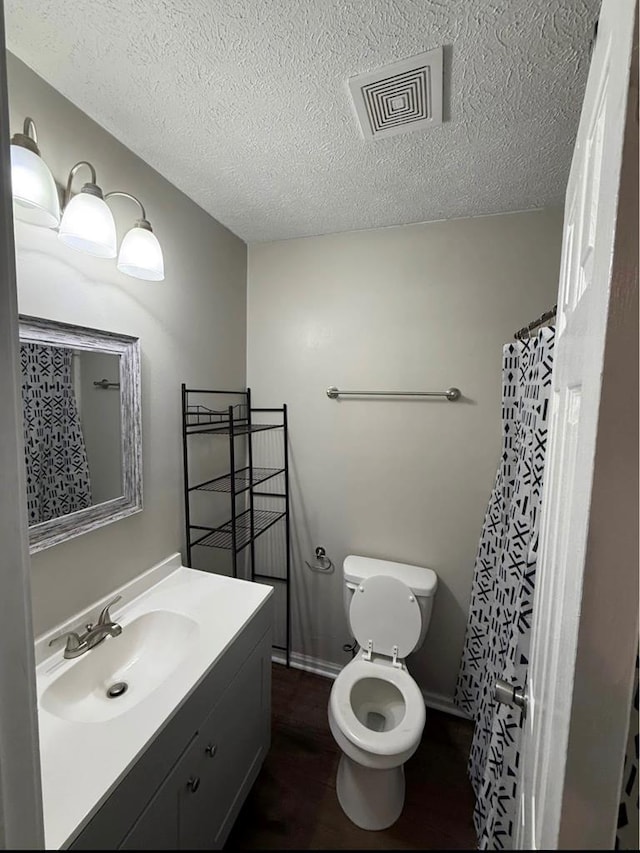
[186,421,281,436]
[191,467,284,494]
[190,508,286,552]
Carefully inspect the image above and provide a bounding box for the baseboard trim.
[420,690,472,720]
[271,650,472,721]
[271,649,343,679]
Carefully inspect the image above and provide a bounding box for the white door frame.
[0,2,45,847]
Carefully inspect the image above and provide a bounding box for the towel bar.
[326,386,461,401]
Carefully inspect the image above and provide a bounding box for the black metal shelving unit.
[181,385,290,665]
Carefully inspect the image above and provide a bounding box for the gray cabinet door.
[179,640,269,849]
[119,735,197,850]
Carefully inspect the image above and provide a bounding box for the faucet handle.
[49,630,82,653]
[98,595,122,626]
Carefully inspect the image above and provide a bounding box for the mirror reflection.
[20,342,122,525]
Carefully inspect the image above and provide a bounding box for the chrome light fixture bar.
[59,161,117,258]
[10,117,60,228]
[104,192,164,281]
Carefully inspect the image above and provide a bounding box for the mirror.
[19,315,142,552]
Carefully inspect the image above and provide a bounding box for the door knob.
[495,678,527,715]
[205,743,217,758]
[187,776,200,793]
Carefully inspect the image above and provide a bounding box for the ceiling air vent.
[348,47,443,141]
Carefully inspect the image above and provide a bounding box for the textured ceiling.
[5,0,599,242]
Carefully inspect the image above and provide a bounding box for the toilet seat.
[349,575,422,661]
[330,657,426,757]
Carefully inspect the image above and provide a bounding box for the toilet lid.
[349,575,421,659]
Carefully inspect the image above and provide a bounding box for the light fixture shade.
[10,144,60,228]
[58,192,117,258]
[117,226,164,281]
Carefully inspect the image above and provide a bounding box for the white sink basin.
[41,610,199,723]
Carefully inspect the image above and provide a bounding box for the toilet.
[328,555,438,831]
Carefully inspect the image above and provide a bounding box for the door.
[516,0,639,849]
[118,736,197,850]
[0,0,44,849]
[0,3,45,848]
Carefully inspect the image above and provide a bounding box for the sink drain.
[106,681,128,699]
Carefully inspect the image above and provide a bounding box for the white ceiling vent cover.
[348,47,443,141]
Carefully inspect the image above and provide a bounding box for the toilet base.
[336,753,405,831]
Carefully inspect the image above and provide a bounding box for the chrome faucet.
[49,595,123,659]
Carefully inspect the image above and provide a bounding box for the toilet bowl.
[329,656,426,830]
[328,558,438,831]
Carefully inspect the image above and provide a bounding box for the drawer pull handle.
[206,744,217,758]
[187,776,201,793]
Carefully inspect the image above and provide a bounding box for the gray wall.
[7,53,247,635]
[247,210,563,705]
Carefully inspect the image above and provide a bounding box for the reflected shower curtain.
[20,343,92,524]
[454,327,555,850]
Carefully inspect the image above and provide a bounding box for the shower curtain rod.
[514,304,557,340]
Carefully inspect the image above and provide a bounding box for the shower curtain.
[454,326,555,850]
[20,343,92,524]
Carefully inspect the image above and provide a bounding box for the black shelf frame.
[181,385,291,666]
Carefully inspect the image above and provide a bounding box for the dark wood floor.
[226,664,477,850]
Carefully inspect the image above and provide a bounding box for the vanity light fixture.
[10,117,60,228]
[105,191,164,281]
[58,161,117,258]
[9,118,164,279]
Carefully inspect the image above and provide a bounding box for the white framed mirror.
[19,315,142,553]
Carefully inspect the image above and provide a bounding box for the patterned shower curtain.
[20,343,92,524]
[454,327,555,849]
[616,652,639,850]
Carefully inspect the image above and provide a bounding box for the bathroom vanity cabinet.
[67,601,271,850]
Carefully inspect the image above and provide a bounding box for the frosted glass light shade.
[117,226,164,281]
[10,144,60,228]
[59,192,117,258]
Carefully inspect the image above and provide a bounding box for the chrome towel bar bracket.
[326,386,461,401]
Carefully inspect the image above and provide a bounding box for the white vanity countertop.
[35,556,272,849]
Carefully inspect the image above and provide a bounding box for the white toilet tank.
[343,555,438,653]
